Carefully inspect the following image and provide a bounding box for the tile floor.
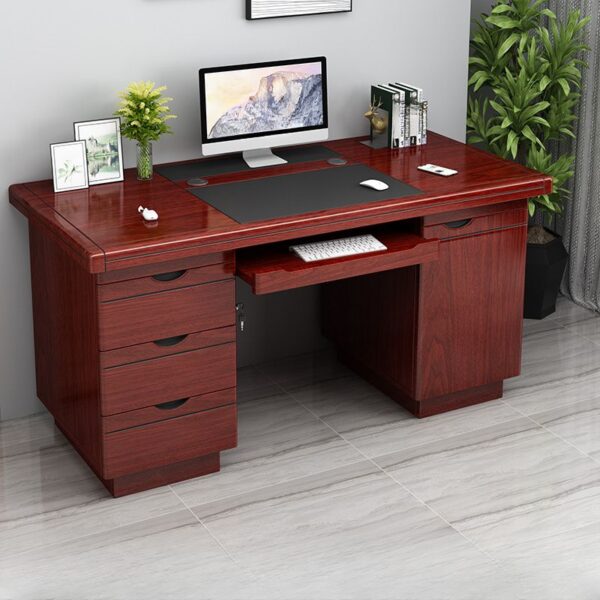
[2,297,600,600]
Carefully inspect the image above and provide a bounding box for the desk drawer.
[100,326,236,368]
[101,343,236,415]
[98,262,234,302]
[98,280,235,351]
[423,204,527,240]
[103,388,236,433]
[103,404,237,479]
[97,253,230,285]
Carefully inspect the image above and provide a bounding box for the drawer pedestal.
[29,225,238,497]
[323,201,528,418]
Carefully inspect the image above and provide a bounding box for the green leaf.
[539,75,551,91]
[507,130,519,158]
[540,8,557,20]
[486,15,520,29]
[498,33,521,58]
[557,78,571,95]
[522,125,542,146]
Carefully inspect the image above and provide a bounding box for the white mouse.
[360,179,389,191]
[138,205,159,221]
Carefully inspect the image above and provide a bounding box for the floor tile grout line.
[275,379,526,474]
[167,484,261,580]
[510,403,600,468]
[272,380,505,568]
[534,309,600,348]
[266,360,600,568]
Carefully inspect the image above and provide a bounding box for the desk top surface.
[9,133,552,274]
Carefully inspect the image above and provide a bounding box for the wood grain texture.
[101,342,236,415]
[11,185,105,272]
[337,351,504,418]
[322,201,528,417]
[237,230,439,295]
[423,204,527,241]
[96,252,231,284]
[416,215,527,401]
[104,453,220,497]
[103,404,237,479]
[10,134,548,496]
[322,265,419,397]
[99,326,236,368]
[29,223,103,471]
[102,388,236,433]
[10,133,552,274]
[98,280,235,350]
[97,261,233,302]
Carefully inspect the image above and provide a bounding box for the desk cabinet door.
[416,225,527,401]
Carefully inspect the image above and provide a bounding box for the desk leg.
[322,224,527,418]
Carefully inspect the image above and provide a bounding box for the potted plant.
[467,0,589,319]
[115,81,177,181]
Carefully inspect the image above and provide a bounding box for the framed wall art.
[246,0,352,20]
[50,141,89,193]
[74,117,124,186]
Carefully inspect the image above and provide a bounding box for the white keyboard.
[290,234,387,263]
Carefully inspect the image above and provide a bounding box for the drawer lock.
[236,303,246,333]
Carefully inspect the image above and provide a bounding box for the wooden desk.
[9,133,552,497]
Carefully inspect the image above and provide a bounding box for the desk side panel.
[29,222,103,471]
[10,184,106,273]
[322,266,419,398]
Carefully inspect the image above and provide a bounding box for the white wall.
[0,0,471,420]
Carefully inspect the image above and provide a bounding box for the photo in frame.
[50,141,89,192]
[246,0,352,20]
[74,117,124,185]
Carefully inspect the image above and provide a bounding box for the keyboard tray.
[236,230,439,295]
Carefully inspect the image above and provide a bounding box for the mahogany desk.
[9,133,552,497]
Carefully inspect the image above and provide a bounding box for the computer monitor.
[199,57,328,168]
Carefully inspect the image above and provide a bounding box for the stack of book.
[368,82,428,149]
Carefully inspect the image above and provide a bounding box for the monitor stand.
[243,148,288,169]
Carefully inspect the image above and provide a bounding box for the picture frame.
[74,117,124,185]
[50,141,89,193]
[246,0,352,20]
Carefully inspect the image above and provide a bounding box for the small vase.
[136,141,153,181]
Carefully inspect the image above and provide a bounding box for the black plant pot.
[524,230,568,320]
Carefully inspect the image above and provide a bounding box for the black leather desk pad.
[155,145,340,181]
[190,164,421,224]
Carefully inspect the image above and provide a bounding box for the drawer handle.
[155,398,189,411]
[152,334,189,347]
[444,219,473,229]
[152,270,187,282]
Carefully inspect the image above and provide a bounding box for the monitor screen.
[200,57,328,144]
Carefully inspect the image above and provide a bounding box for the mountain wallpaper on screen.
[209,71,323,138]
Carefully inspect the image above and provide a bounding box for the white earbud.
[138,205,158,221]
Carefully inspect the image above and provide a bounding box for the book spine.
[379,85,403,148]
[421,101,428,145]
[398,95,406,148]
[389,84,415,147]
[395,81,423,103]
[391,92,400,149]
[393,82,424,145]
